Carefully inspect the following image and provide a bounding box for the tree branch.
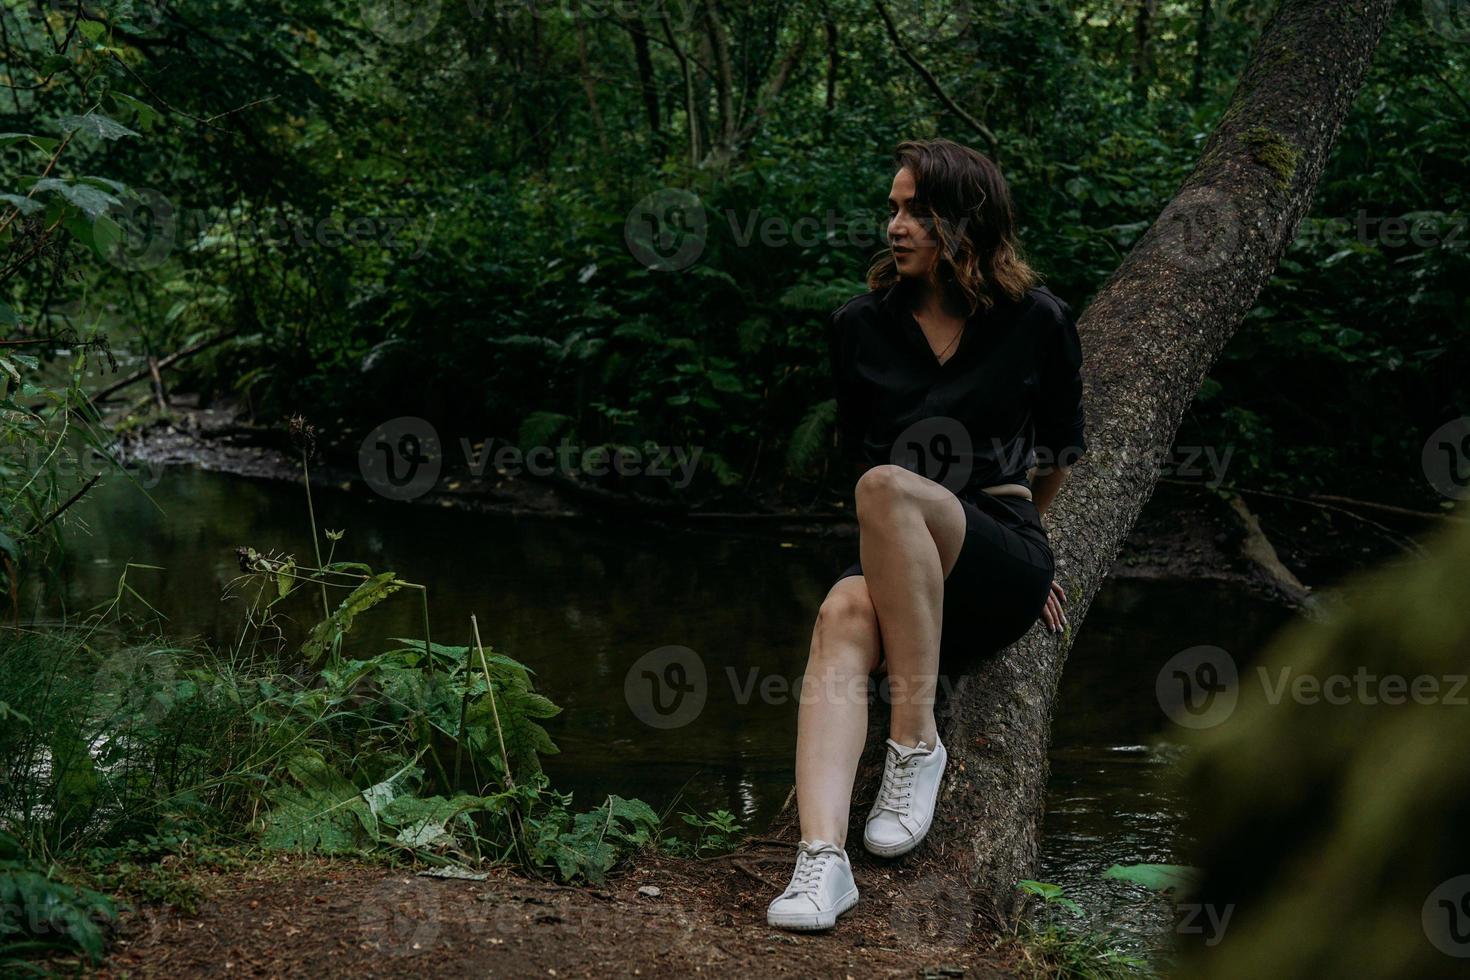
[873,0,1001,162]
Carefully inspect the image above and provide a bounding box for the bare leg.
[854,464,966,748]
[795,575,882,848]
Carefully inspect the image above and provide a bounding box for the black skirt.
[833,490,1055,673]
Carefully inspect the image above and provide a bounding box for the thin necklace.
[933,324,963,363]
[915,308,964,364]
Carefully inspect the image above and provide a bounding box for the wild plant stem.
[405,581,450,787]
[416,585,433,679]
[471,614,515,791]
[299,451,329,620]
[453,637,475,789]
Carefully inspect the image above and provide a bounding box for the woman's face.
[887,166,938,280]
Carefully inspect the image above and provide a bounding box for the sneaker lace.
[874,743,922,815]
[785,846,835,896]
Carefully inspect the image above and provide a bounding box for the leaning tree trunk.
[753,0,1400,930]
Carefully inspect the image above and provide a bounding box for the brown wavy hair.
[866,138,1039,316]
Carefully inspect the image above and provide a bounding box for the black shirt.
[827,279,1087,498]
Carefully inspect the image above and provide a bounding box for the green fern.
[258,750,374,854]
[777,278,866,311]
[0,866,117,965]
[785,399,837,477]
[517,410,574,454]
[299,572,403,667]
[525,794,659,883]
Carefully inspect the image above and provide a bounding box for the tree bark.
[619,12,664,157]
[823,12,839,114]
[571,1,610,157]
[702,0,737,160]
[751,0,1400,932]
[1191,0,1214,102]
[658,3,701,167]
[1132,0,1159,99]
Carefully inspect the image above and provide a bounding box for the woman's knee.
[854,464,915,523]
[810,585,880,670]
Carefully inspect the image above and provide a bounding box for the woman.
[766,138,1088,931]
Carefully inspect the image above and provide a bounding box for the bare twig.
[89,331,236,404]
[23,473,101,537]
[1309,493,1464,523]
[873,0,1001,160]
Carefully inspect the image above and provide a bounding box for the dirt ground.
[93,846,1023,978]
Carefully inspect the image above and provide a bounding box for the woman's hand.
[1039,579,1067,634]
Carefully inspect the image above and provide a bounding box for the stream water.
[50,465,1291,955]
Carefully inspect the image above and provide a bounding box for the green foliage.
[5,1,1463,507]
[298,571,402,666]
[1102,864,1200,895]
[1019,878,1085,918]
[661,808,744,859]
[0,832,116,966]
[785,398,837,478]
[1013,879,1154,979]
[1180,516,1470,979]
[0,625,254,857]
[0,541,678,971]
[227,548,675,885]
[525,795,661,884]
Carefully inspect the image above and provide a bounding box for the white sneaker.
[765,839,860,931]
[862,734,947,857]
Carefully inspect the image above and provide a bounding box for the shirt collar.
[877,278,912,320]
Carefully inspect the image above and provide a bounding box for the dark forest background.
[4,0,1467,507]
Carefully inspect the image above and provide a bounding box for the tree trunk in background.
[658,6,700,167]
[749,0,1399,931]
[1132,0,1159,100]
[824,14,839,113]
[571,2,610,157]
[702,0,737,160]
[619,13,664,158]
[1192,0,1214,102]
